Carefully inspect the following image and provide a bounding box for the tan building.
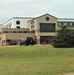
[0,13,74,45]
[27,13,58,44]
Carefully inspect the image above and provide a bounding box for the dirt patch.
[62,62,74,65]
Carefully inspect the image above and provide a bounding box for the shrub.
[52,25,74,47]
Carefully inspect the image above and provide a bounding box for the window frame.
[16,21,20,25]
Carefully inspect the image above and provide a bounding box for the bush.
[52,25,74,47]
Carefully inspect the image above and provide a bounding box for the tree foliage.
[52,25,74,47]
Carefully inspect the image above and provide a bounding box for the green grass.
[0,45,74,75]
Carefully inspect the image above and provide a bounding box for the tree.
[52,25,74,47]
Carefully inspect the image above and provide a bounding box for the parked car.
[20,38,26,46]
[20,37,34,46]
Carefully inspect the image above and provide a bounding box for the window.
[40,23,55,32]
[18,31,22,33]
[31,22,32,24]
[69,23,72,26]
[16,21,20,25]
[24,31,27,33]
[58,23,61,26]
[13,31,16,33]
[16,26,20,29]
[31,26,33,29]
[31,25,34,29]
[58,22,63,27]
[32,21,34,24]
[69,22,74,27]
[4,31,8,33]
[46,17,49,21]
[63,23,68,25]
[31,30,35,33]
[32,25,34,28]
[31,21,34,24]
[72,23,74,26]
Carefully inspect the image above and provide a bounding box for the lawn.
[0,45,74,75]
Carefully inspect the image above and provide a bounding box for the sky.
[0,0,74,24]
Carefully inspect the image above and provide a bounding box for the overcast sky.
[0,0,74,24]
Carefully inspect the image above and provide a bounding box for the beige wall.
[5,33,35,40]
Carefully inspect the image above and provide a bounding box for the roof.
[3,17,33,25]
[13,17,33,19]
[58,18,74,22]
[27,13,58,22]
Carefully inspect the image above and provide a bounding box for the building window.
[4,31,8,33]
[40,23,55,32]
[32,21,34,24]
[31,22,32,24]
[16,26,20,29]
[31,30,35,33]
[13,31,16,33]
[63,23,68,25]
[72,23,74,26]
[58,23,61,26]
[24,31,27,33]
[69,23,72,26]
[18,31,22,33]
[31,21,34,24]
[31,26,32,29]
[32,25,34,28]
[31,25,34,29]
[46,17,49,21]
[16,21,20,25]
[68,22,74,27]
[58,22,63,27]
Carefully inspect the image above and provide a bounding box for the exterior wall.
[13,18,33,28]
[3,17,33,28]
[37,15,58,43]
[5,33,35,40]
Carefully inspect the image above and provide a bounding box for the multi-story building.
[27,13,74,44]
[0,13,74,45]
[27,13,58,44]
[2,17,33,28]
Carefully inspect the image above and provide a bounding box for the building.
[27,13,58,44]
[0,13,74,45]
[2,17,33,28]
[58,18,74,28]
